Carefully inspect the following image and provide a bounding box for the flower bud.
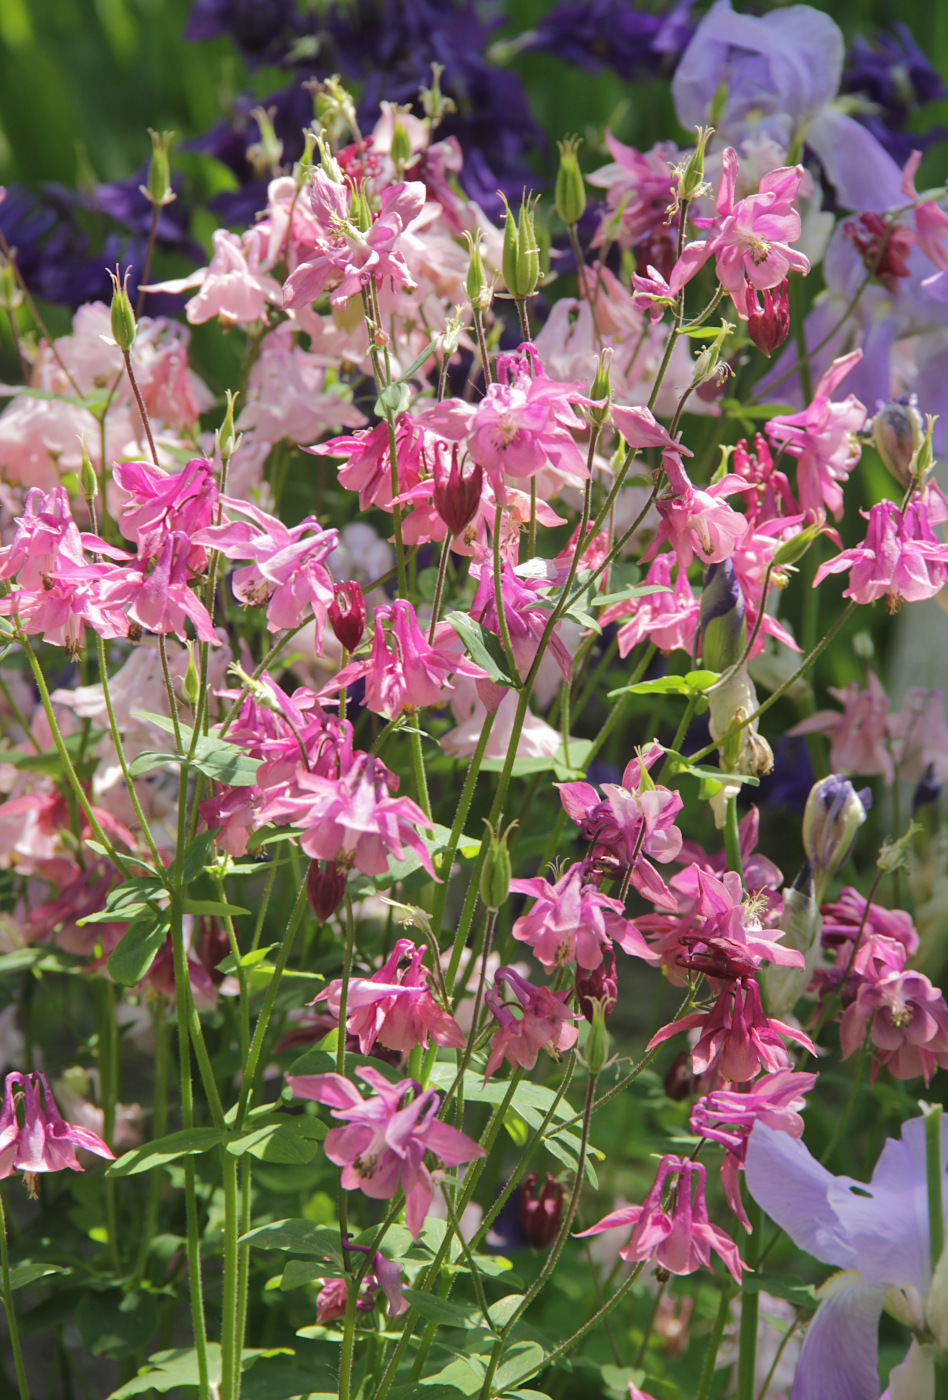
[78,437,98,505]
[575,946,617,1023]
[520,1173,564,1249]
[420,62,455,125]
[802,775,870,902]
[107,266,137,352]
[390,121,413,171]
[699,559,746,671]
[246,105,283,178]
[216,388,240,465]
[349,183,372,234]
[585,349,613,428]
[183,643,201,708]
[329,581,366,653]
[746,280,790,357]
[555,136,586,227]
[670,125,713,214]
[772,522,823,568]
[913,761,941,817]
[463,232,492,312]
[583,997,610,1077]
[480,818,513,912]
[307,859,347,923]
[764,860,817,1019]
[144,129,175,208]
[433,443,483,537]
[500,192,540,300]
[871,397,924,489]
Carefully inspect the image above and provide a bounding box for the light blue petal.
[791,1283,886,1400]
[745,1123,856,1268]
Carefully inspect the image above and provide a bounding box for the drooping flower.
[840,964,948,1085]
[647,977,814,1080]
[765,351,867,520]
[578,1154,743,1281]
[483,966,579,1080]
[312,939,465,1057]
[96,531,219,644]
[813,497,948,610]
[286,1066,484,1238]
[113,457,218,567]
[0,1071,114,1191]
[520,1172,565,1249]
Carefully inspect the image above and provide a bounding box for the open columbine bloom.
[0,1071,114,1194]
[286,1066,484,1238]
[312,938,464,1056]
[745,1113,948,1400]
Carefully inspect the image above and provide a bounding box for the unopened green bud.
[700,559,746,671]
[0,257,22,314]
[915,412,938,484]
[555,135,586,227]
[480,818,514,912]
[691,320,733,387]
[803,775,869,902]
[772,523,824,568]
[78,437,98,504]
[350,183,372,234]
[500,193,520,297]
[183,644,200,708]
[871,398,924,489]
[294,128,318,187]
[246,106,283,178]
[583,999,610,1078]
[463,231,491,310]
[390,121,413,171]
[108,266,137,352]
[420,62,455,125]
[216,389,240,465]
[515,193,541,298]
[586,349,613,426]
[144,129,175,208]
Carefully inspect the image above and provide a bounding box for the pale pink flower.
[793,670,893,781]
[840,967,948,1084]
[467,346,591,489]
[156,229,282,326]
[577,1155,743,1281]
[644,477,749,568]
[307,417,426,513]
[285,1066,484,1237]
[765,351,867,520]
[587,135,679,247]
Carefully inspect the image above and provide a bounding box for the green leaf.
[106,913,170,986]
[181,899,250,918]
[609,669,718,698]
[8,1262,67,1290]
[169,831,217,886]
[395,336,440,384]
[227,1117,326,1164]
[488,1295,525,1329]
[239,1220,345,1264]
[401,1289,482,1329]
[741,1272,818,1309]
[108,1127,226,1176]
[591,584,671,608]
[445,612,514,687]
[108,1345,222,1398]
[77,1288,158,1359]
[278,1259,339,1291]
[495,1342,547,1392]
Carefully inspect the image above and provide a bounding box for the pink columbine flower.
[306,417,426,513]
[469,562,573,684]
[262,752,436,879]
[673,807,783,904]
[113,457,218,568]
[97,531,218,644]
[312,938,464,1056]
[644,477,749,569]
[510,861,657,971]
[813,497,948,610]
[193,497,338,637]
[599,553,699,659]
[730,434,800,528]
[577,1155,743,1281]
[674,148,810,318]
[0,1071,114,1193]
[466,345,591,490]
[483,966,579,1080]
[667,867,802,978]
[690,1069,817,1230]
[765,351,867,520]
[284,171,426,309]
[820,886,919,958]
[154,228,282,326]
[286,1066,485,1238]
[792,670,893,782]
[840,966,948,1085]
[587,134,679,247]
[322,599,486,719]
[557,743,684,910]
[648,978,815,1081]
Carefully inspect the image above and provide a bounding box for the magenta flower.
[557,743,684,910]
[483,967,579,1080]
[193,497,338,636]
[97,531,218,643]
[672,866,803,974]
[813,497,948,610]
[313,938,464,1056]
[510,861,657,971]
[322,599,485,719]
[113,457,217,569]
[673,806,783,904]
[820,886,918,958]
[600,553,699,659]
[644,477,749,568]
[469,562,573,684]
[840,963,948,1085]
[578,1155,743,1281]
[765,351,867,520]
[307,417,426,513]
[262,753,436,879]
[467,346,591,489]
[0,1071,114,1190]
[674,148,810,317]
[730,434,799,528]
[648,978,814,1081]
[587,134,678,247]
[691,1069,817,1230]
[285,1066,485,1238]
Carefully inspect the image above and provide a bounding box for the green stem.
[927,1104,945,1273]
[122,348,159,466]
[736,1198,761,1400]
[696,1286,735,1400]
[724,797,744,879]
[0,1191,30,1400]
[409,726,432,821]
[428,535,453,641]
[220,1152,240,1400]
[491,498,520,685]
[134,1005,169,1282]
[97,636,163,868]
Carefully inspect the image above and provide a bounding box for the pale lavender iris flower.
[745,1114,948,1399]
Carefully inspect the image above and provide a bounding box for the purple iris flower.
[525,0,694,80]
[842,24,948,164]
[671,0,904,212]
[745,1114,948,1399]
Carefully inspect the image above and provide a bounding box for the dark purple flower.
[526,0,694,80]
[842,24,948,162]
